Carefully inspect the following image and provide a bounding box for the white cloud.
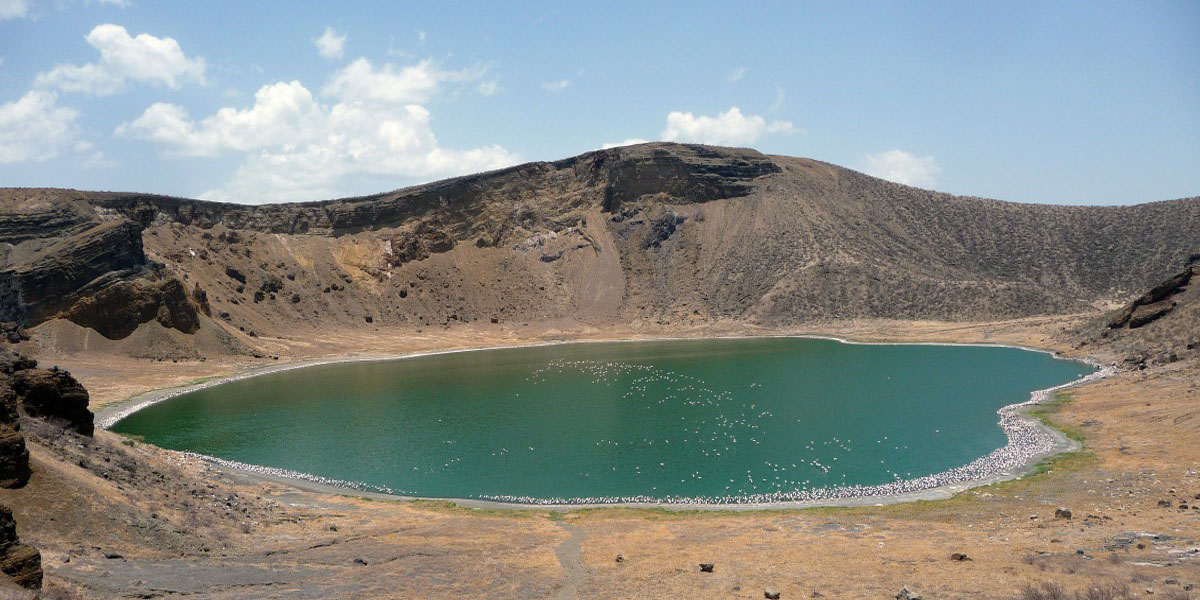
[728,67,746,82]
[82,150,118,168]
[313,26,346,60]
[322,57,484,104]
[0,0,29,21]
[34,24,206,95]
[417,30,426,43]
[770,86,784,112]
[121,58,518,203]
[94,0,132,7]
[860,149,941,187]
[541,78,569,93]
[660,106,795,146]
[601,138,649,149]
[0,91,81,163]
[117,80,326,157]
[477,79,499,96]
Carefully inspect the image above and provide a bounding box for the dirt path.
[553,520,586,600]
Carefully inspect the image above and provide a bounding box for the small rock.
[353,558,367,565]
[765,590,781,600]
[615,554,624,563]
[1158,500,1172,508]
[1054,507,1072,519]
[950,552,971,561]
[104,552,123,560]
[896,586,923,600]
[699,563,714,573]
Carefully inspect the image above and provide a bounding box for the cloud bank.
[0,91,81,163]
[34,24,206,95]
[120,57,517,203]
[861,149,941,187]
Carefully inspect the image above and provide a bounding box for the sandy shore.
[94,334,1113,510]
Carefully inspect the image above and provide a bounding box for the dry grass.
[1018,581,1194,600]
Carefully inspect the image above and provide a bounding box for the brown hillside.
[2,142,1199,354]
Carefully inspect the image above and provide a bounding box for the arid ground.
[1,316,1196,600]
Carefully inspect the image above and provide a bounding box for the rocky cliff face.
[2,143,1200,353]
[0,339,68,590]
[0,194,203,341]
[0,351,34,490]
[0,379,30,490]
[87,144,779,236]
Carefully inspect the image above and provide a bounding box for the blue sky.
[1,1,1197,205]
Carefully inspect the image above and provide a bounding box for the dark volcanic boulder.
[0,353,35,376]
[191,283,211,316]
[61,275,201,339]
[1128,301,1177,328]
[0,324,27,345]
[0,505,42,589]
[1109,265,1195,329]
[12,368,94,436]
[0,381,30,489]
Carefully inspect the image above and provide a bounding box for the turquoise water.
[111,338,1092,502]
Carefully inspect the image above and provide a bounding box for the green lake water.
[111,338,1093,503]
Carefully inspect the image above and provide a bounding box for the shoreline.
[95,334,1113,510]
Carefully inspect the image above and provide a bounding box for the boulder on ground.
[11,368,94,436]
[0,506,41,589]
[0,382,30,488]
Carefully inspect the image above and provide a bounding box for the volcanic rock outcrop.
[1083,259,1200,366]
[0,344,47,590]
[11,366,94,437]
[0,505,40,589]
[0,377,29,489]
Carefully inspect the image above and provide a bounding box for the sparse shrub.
[1075,582,1130,600]
[1017,581,1136,600]
[1019,581,1066,600]
[1161,590,1195,600]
